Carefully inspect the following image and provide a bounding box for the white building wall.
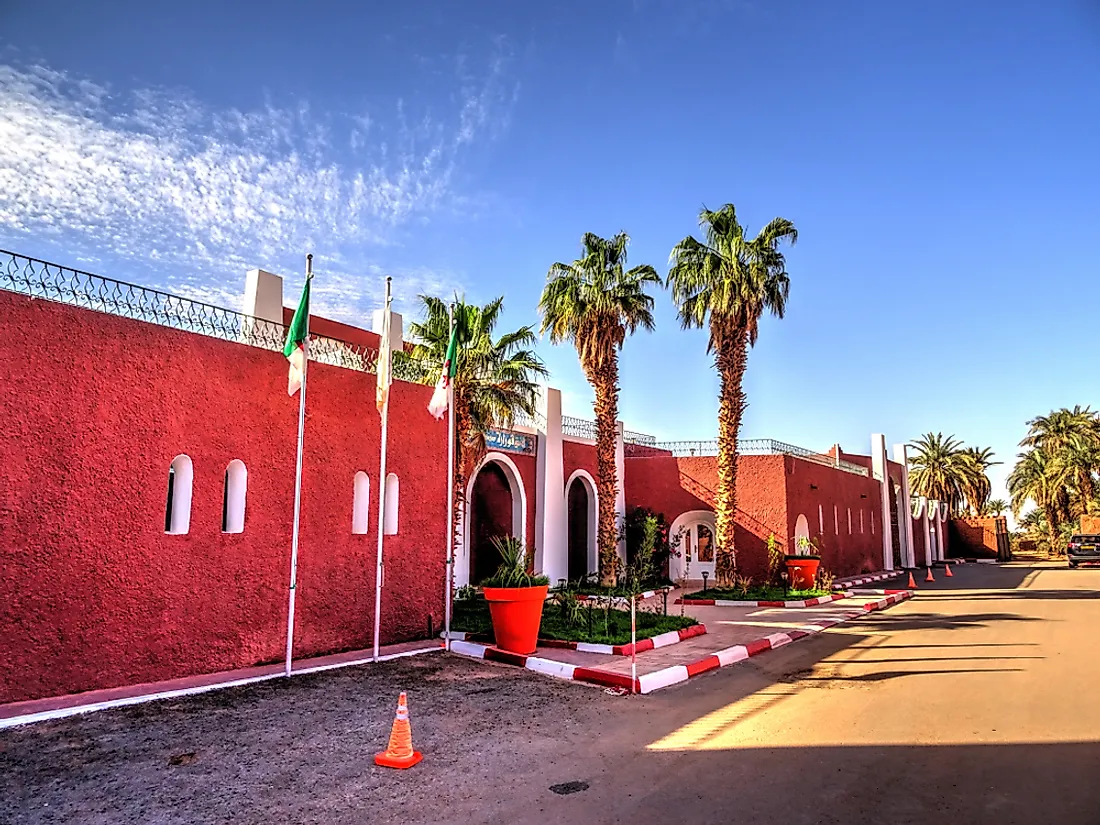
[871,433,894,571]
[893,443,917,568]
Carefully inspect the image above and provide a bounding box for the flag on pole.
[428,323,459,419]
[376,287,393,413]
[283,278,311,396]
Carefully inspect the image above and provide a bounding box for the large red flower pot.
[483,584,549,654]
[785,557,821,590]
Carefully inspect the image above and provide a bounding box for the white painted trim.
[457,452,529,587]
[565,468,599,579]
[352,471,370,534]
[166,454,193,535]
[223,459,247,534]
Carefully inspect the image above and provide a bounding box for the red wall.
[0,292,447,704]
[783,458,884,577]
[562,439,598,489]
[911,517,927,565]
[623,454,786,580]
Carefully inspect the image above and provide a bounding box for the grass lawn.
[451,598,697,646]
[683,586,832,601]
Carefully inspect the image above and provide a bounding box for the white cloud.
[0,54,511,323]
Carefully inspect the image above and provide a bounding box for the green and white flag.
[428,323,459,419]
[283,278,311,396]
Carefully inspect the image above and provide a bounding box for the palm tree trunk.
[592,352,621,587]
[714,325,749,587]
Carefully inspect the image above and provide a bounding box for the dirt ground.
[0,653,634,825]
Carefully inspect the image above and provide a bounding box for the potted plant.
[785,535,821,590]
[482,536,549,655]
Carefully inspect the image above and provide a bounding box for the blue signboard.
[486,428,536,455]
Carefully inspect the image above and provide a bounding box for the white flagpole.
[284,253,313,678]
[372,277,393,662]
[443,303,456,652]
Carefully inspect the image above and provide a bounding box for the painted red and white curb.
[676,593,847,609]
[449,591,913,694]
[832,570,906,590]
[637,591,913,693]
[443,624,706,656]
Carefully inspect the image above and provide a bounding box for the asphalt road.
[3,560,1099,825]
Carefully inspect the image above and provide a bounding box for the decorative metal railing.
[561,415,598,440]
[624,437,870,477]
[623,428,657,446]
[0,248,394,377]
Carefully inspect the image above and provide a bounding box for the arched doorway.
[669,510,716,581]
[566,471,598,582]
[459,452,527,587]
[470,462,513,584]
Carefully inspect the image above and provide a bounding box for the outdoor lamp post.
[702,571,709,593]
[780,569,789,596]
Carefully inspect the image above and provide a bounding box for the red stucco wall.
[0,292,447,704]
[562,440,598,490]
[783,458,884,577]
[911,517,927,565]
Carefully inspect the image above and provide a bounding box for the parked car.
[1067,534,1100,567]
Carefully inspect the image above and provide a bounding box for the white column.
[535,386,566,584]
[920,496,932,567]
[871,434,894,571]
[243,268,285,322]
[893,444,916,568]
[615,420,627,562]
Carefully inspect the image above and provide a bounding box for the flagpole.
[443,303,456,652]
[372,277,393,662]
[284,253,313,678]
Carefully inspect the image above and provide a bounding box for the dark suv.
[1067,535,1100,567]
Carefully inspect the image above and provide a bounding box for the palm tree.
[983,498,1009,517]
[1008,448,1067,553]
[959,446,1000,515]
[540,232,660,585]
[401,296,548,548]
[907,433,967,511]
[1020,406,1100,520]
[667,204,797,585]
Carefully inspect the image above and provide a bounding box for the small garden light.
[701,570,709,593]
[780,568,789,596]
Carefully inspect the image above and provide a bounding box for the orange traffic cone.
[375,691,423,769]
[907,571,917,589]
[925,567,935,582]
[944,563,953,577]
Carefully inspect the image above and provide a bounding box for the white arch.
[165,455,193,535]
[384,473,399,535]
[352,472,370,534]
[222,459,247,534]
[794,513,810,544]
[668,509,716,581]
[457,452,528,587]
[565,469,599,580]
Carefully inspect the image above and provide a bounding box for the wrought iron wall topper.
[486,428,536,455]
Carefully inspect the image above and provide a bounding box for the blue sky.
[2,0,1098,507]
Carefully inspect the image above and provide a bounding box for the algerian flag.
[428,323,458,419]
[376,292,393,414]
[283,278,311,396]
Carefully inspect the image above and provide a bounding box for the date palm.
[959,446,1000,515]
[667,204,797,585]
[1008,448,1068,553]
[402,296,548,550]
[983,498,1009,517]
[540,232,660,585]
[1020,406,1100,518]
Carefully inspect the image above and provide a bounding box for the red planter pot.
[785,557,821,590]
[483,584,549,655]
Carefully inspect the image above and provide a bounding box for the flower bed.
[451,599,697,647]
[681,585,832,602]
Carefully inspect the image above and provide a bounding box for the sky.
[2,0,1099,508]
